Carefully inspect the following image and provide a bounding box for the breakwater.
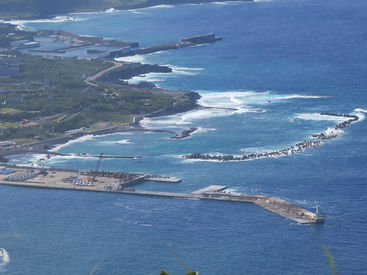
[184,140,321,161]
[183,112,359,162]
[117,34,222,57]
[170,127,198,139]
[0,165,323,224]
[120,189,323,224]
[312,113,359,139]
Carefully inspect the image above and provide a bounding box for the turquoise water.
[1,0,367,274]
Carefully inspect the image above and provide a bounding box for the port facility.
[0,166,324,224]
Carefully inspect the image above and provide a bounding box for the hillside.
[0,0,250,19]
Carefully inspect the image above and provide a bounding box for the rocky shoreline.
[97,62,172,84]
[0,79,200,162]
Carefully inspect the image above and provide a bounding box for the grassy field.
[0,53,195,143]
[0,22,198,144]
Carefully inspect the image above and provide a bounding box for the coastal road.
[84,61,123,86]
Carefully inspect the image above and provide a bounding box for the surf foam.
[0,248,10,272]
[115,55,147,63]
[50,135,96,152]
[4,16,86,30]
[144,4,174,9]
[116,139,134,144]
[294,113,351,122]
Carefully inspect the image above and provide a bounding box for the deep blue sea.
[1,0,367,274]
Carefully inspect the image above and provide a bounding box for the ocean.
[1,0,367,274]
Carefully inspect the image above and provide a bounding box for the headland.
[0,22,216,160]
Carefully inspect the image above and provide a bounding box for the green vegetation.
[0,52,196,143]
[0,0,248,19]
[0,22,198,145]
[0,23,35,47]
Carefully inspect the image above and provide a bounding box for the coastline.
[0,22,211,160]
[0,0,253,21]
[0,96,202,162]
[0,75,202,161]
[0,15,226,161]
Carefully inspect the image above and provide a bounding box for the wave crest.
[0,248,10,272]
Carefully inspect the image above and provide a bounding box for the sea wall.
[183,112,359,162]
[117,34,222,57]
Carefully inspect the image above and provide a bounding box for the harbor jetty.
[0,166,323,224]
[183,140,321,161]
[117,34,222,58]
[31,32,223,58]
[170,127,198,139]
[312,113,359,139]
[183,112,360,162]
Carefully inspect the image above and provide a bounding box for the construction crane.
[88,153,103,183]
[39,166,48,176]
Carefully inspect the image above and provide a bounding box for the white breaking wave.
[98,138,134,145]
[140,116,191,128]
[7,153,46,168]
[51,132,141,151]
[142,90,323,129]
[323,127,344,138]
[272,94,326,100]
[223,187,241,193]
[354,108,367,113]
[197,91,261,108]
[194,127,216,134]
[74,3,172,15]
[211,0,246,5]
[50,135,96,152]
[185,3,204,6]
[169,65,204,76]
[181,108,231,121]
[0,248,10,272]
[294,113,351,122]
[197,90,323,108]
[115,55,146,63]
[127,72,168,85]
[105,8,116,13]
[3,16,86,30]
[127,65,204,85]
[174,127,216,139]
[141,107,239,129]
[116,139,133,144]
[353,108,367,121]
[169,66,204,71]
[140,223,153,227]
[213,1,229,4]
[144,4,174,9]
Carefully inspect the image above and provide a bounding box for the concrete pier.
[144,175,182,183]
[118,189,323,224]
[192,185,228,194]
[0,166,323,224]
